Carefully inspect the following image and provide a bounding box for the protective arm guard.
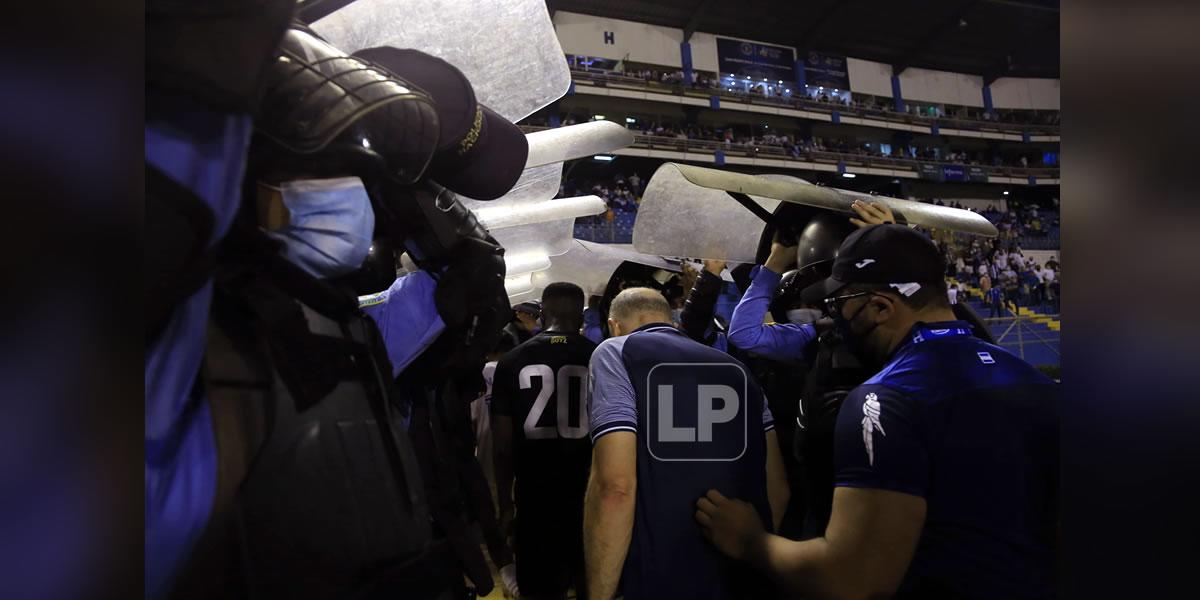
[680,269,724,344]
[372,179,511,377]
[247,25,441,185]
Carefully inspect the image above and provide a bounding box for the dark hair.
[542,282,585,306]
[541,282,585,324]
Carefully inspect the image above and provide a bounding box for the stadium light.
[593,114,606,120]
[625,117,636,123]
[842,172,856,178]
[785,88,790,93]
[1003,190,1010,195]
[593,155,615,162]
[778,80,783,84]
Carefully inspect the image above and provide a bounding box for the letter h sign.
[603,31,615,44]
[646,363,748,461]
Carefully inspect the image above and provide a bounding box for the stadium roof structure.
[546,0,1059,82]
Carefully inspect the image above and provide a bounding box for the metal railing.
[520,125,1061,180]
[567,68,1061,136]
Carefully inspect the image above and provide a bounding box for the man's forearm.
[745,533,843,598]
[727,270,777,349]
[584,479,635,599]
[764,431,790,532]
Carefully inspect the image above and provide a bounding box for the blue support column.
[837,160,846,174]
[715,149,726,166]
[982,84,995,117]
[567,81,575,96]
[1022,131,1031,143]
[709,95,721,109]
[891,74,905,113]
[831,110,840,124]
[794,58,806,94]
[549,114,561,127]
[931,123,939,136]
[680,42,694,86]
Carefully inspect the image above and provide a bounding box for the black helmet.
[795,210,858,271]
[248,26,441,186]
[771,259,836,317]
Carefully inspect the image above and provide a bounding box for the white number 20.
[519,364,590,439]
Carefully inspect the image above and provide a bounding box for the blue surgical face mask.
[266,177,375,279]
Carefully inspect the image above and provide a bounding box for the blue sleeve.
[583,307,604,343]
[833,384,929,498]
[359,271,446,377]
[727,265,817,362]
[588,337,637,442]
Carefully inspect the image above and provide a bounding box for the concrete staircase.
[952,278,1060,367]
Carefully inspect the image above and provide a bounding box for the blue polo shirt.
[834,321,1058,598]
[589,323,776,600]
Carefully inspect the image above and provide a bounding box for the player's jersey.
[491,332,598,510]
[589,323,776,600]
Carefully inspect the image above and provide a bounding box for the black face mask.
[832,297,883,369]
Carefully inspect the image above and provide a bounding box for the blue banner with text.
[803,51,849,89]
[716,37,796,80]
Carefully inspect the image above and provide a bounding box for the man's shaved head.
[608,287,672,337]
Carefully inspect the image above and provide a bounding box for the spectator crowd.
[920,200,1061,315]
[566,60,1060,127]
[529,112,1056,170]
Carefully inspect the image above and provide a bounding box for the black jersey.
[491,331,597,509]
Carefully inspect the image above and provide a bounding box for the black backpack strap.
[145,164,216,344]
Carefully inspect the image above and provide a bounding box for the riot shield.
[634,162,998,263]
[312,0,570,123]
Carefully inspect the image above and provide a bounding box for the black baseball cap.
[801,224,945,304]
[513,301,542,317]
[352,47,529,200]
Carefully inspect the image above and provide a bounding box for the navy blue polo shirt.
[589,323,775,600]
[835,321,1059,598]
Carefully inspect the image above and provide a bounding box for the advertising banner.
[716,37,796,79]
[803,51,849,89]
[918,163,944,181]
[942,164,966,182]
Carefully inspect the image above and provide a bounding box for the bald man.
[582,288,789,600]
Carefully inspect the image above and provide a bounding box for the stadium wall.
[989,77,1061,110]
[553,11,684,68]
[898,66,985,107]
[553,11,1059,113]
